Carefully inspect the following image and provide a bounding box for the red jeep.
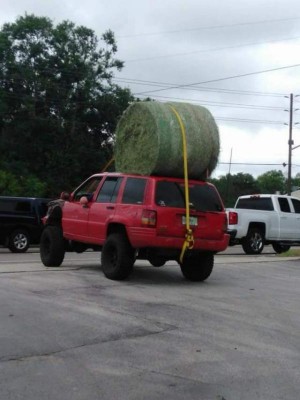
[40,173,229,281]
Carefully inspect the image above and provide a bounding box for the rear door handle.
[106,206,115,210]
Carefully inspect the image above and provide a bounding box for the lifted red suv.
[40,173,229,281]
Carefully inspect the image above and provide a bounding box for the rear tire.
[272,243,290,254]
[179,252,214,282]
[101,233,135,280]
[40,226,65,267]
[8,229,30,253]
[242,228,264,254]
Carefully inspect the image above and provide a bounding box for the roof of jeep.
[92,172,210,185]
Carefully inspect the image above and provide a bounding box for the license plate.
[182,216,198,226]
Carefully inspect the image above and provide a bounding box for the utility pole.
[287,93,294,195]
[225,148,233,205]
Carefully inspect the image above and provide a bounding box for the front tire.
[242,228,264,254]
[40,226,65,267]
[8,229,30,253]
[101,233,135,280]
[179,252,214,281]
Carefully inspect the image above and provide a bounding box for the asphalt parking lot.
[0,247,300,400]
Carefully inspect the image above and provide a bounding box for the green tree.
[0,14,134,196]
[211,172,258,207]
[0,170,46,196]
[0,171,19,195]
[291,174,300,192]
[256,170,286,194]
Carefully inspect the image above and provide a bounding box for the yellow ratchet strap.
[101,157,115,172]
[169,106,194,263]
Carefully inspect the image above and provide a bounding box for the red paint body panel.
[59,173,229,253]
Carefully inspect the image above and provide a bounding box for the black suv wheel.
[101,233,135,280]
[8,229,30,253]
[40,226,65,267]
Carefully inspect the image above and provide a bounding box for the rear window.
[155,181,223,212]
[236,197,274,211]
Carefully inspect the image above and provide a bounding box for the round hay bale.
[114,101,220,179]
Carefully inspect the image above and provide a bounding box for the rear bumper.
[128,228,230,253]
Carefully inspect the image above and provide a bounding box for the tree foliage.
[0,170,46,196]
[210,172,259,207]
[256,170,286,194]
[0,14,134,196]
[211,170,291,207]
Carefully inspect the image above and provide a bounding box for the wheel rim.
[250,233,263,252]
[13,233,28,250]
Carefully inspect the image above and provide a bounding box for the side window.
[73,177,102,201]
[96,177,123,203]
[278,197,291,213]
[122,178,147,204]
[15,201,32,213]
[292,198,300,213]
[0,200,16,212]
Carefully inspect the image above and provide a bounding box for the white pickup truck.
[226,194,300,254]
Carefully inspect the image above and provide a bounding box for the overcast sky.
[2,0,300,178]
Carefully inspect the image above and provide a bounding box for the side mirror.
[80,196,89,208]
[60,191,70,201]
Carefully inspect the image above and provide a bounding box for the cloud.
[215,124,292,178]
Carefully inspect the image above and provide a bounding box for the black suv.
[0,197,51,252]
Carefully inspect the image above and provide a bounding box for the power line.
[218,162,286,166]
[135,93,284,111]
[216,117,285,125]
[117,16,300,38]
[125,35,300,63]
[133,63,300,95]
[113,77,286,97]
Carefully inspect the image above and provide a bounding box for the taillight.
[141,210,157,227]
[223,214,228,232]
[228,211,238,225]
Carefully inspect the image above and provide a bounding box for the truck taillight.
[141,210,157,227]
[228,211,238,225]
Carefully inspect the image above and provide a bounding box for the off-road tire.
[272,243,291,254]
[40,226,65,267]
[242,228,264,255]
[179,252,214,281]
[101,233,135,280]
[8,229,30,253]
